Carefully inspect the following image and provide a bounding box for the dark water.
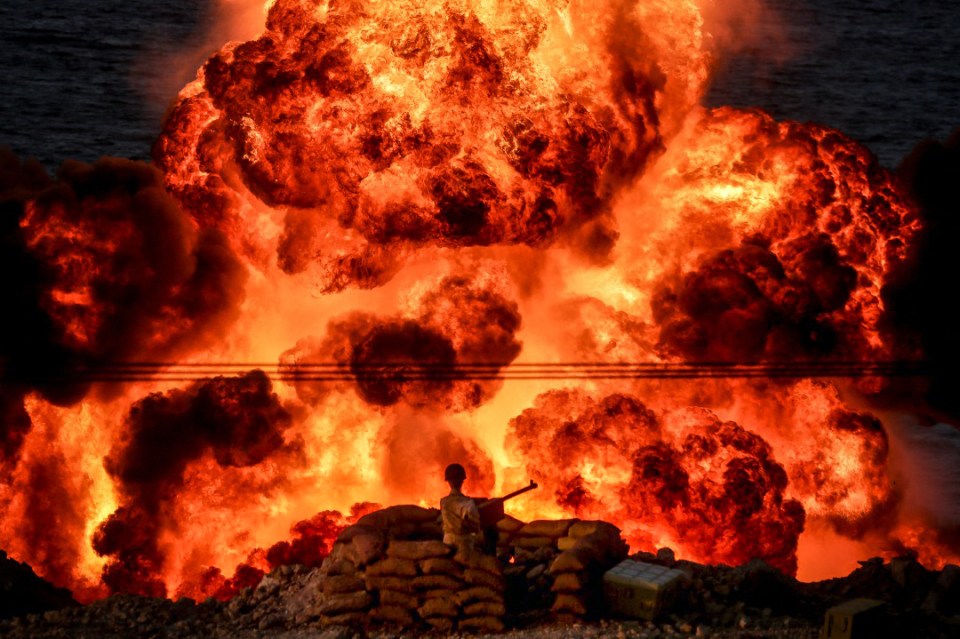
[0,0,213,167]
[1,1,959,169]
[704,0,960,167]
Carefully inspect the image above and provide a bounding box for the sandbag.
[557,536,578,551]
[320,545,356,576]
[496,515,524,533]
[419,521,444,537]
[518,519,578,538]
[389,520,443,540]
[420,557,463,576]
[552,593,587,616]
[367,557,418,577]
[365,575,412,593]
[425,617,455,631]
[357,505,440,530]
[464,569,504,591]
[346,531,386,567]
[456,551,502,576]
[551,571,586,592]
[419,598,459,618]
[379,589,419,609]
[412,574,462,591]
[554,612,582,624]
[387,540,452,561]
[548,548,592,575]
[454,586,501,606]
[323,575,366,596]
[513,548,537,563]
[568,520,621,540]
[336,524,378,543]
[316,591,372,616]
[464,601,506,617]
[513,536,556,550]
[321,612,366,627]
[460,616,504,632]
[572,530,626,565]
[421,588,456,601]
[372,605,415,627]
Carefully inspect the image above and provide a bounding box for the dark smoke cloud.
[882,127,960,423]
[509,390,805,574]
[282,273,522,411]
[351,320,458,407]
[93,371,294,597]
[0,391,31,469]
[0,148,247,408]
[653,235,862,363]
[1,149,86,406]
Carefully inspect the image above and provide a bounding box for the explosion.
[1,0,957,603]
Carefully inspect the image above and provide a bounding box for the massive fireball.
[0,0,955,602]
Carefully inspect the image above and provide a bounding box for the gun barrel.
[475,480,538,527]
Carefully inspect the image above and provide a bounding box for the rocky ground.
[1,550,958,639]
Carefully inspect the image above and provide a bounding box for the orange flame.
[1,0,956,601]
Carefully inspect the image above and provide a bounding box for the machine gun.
[475,479,538,529]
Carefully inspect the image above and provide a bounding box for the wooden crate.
[602,559,687,620]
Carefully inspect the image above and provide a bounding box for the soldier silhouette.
[440,463,481,554]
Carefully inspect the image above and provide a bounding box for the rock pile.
[0,550,76,621]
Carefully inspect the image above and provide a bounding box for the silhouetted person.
[440,463,480,554]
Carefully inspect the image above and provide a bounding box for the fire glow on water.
[0,0,956,603]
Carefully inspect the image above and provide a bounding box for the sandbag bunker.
[314,505,630,631]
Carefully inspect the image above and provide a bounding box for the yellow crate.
[602,560,686,620]
[820,598,886,639]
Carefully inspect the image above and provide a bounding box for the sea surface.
[1,1,959,169]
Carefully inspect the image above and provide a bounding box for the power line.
[2,360,942,383]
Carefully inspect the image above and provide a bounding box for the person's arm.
[463,498,481,533]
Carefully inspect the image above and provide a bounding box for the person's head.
[444,463,466,490]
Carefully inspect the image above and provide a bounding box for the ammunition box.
[602,559,687,620]
[820,598,886,639]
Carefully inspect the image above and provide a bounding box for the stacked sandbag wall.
[307,506,627,630]
[547,520,630,622]
[457,550,506,632]
[316,505,441,626]
[365,541,507,631]
[500,518,575,610]
[315,505,507,631]
[492,517,630,620]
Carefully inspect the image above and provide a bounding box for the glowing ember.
[0,0,957,602]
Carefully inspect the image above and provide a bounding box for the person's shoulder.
[440,494,459,507]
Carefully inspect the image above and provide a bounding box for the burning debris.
[1,0,959,622]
